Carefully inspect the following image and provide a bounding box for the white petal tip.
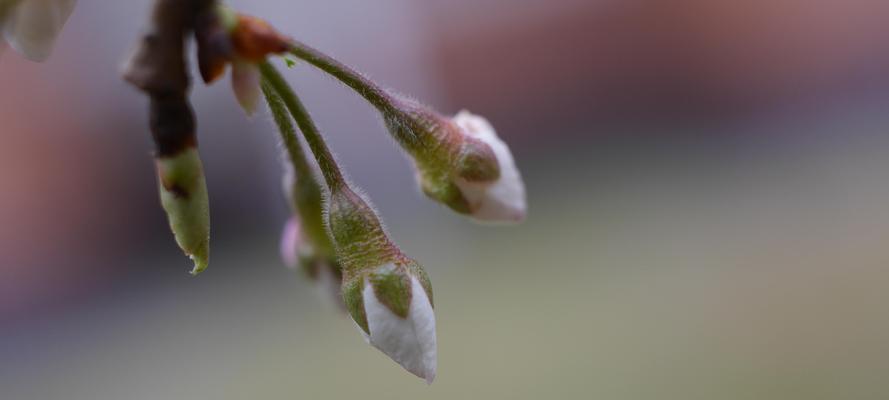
[451,111,527,224]
[424,370,436,385]
[362,276,438,382]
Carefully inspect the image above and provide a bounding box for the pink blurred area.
[0,54,142,319]
[424,0,889,122]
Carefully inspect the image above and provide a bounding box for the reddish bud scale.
[195,11,289,83]
[231,15,289,62]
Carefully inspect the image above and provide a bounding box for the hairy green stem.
[260,80,314,181]
[261,77,336,259]
[286,40,397,114]
[261,60,401,275]
[260,61,346,192]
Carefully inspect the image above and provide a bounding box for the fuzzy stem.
[260,80,314,181]
[286,40,397,114]
[259,61,346,192]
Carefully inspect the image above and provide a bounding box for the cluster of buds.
[117,1,527,384]
[0,0,76,61]
[4,0,527,385]
[261,62,437,381]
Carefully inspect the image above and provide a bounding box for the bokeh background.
[3,0,889,398]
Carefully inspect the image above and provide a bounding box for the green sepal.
[417,170,471,215]
[406,260,433,308]
[456,138,500,183]
[327,188,396,271]
[156,148,210,275]
[369,264,412,318]
[343,274,369,333]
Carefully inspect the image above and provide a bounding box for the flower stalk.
[259,61,348,193]
[261,61,437,382]
[287,40,397,114]
[262,77,341,298]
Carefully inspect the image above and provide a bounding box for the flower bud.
[450,111,526,222]
[326,187,437,383]
[281,160,338,262]
[1,0,76,61]
[279,216,306,270]
[342,261,436,383]
[280,216,346,308]
[386,101,526,223]
[155,147,210,275]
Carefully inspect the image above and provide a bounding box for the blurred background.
[3,0,889,398]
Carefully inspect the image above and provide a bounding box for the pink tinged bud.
[279,216,303,269]
[231,60,261,116]
[1,0,76,61]
[281,216,345,309]
[362,273,437,384]
[451,111,527,223]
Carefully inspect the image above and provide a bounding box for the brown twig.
[122,0,214,156]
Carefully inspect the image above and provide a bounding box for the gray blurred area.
[2,1,889,399]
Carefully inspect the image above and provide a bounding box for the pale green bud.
[155,148,210,275]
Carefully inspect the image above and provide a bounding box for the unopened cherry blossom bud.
[325,187,437,383]
[280,215,345,309]
[279,216,305,270]
[342,257,436,383]
[449,111,526,222]
[280,164,337,268]
[1,0,76,61]
[387,100,526,223]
